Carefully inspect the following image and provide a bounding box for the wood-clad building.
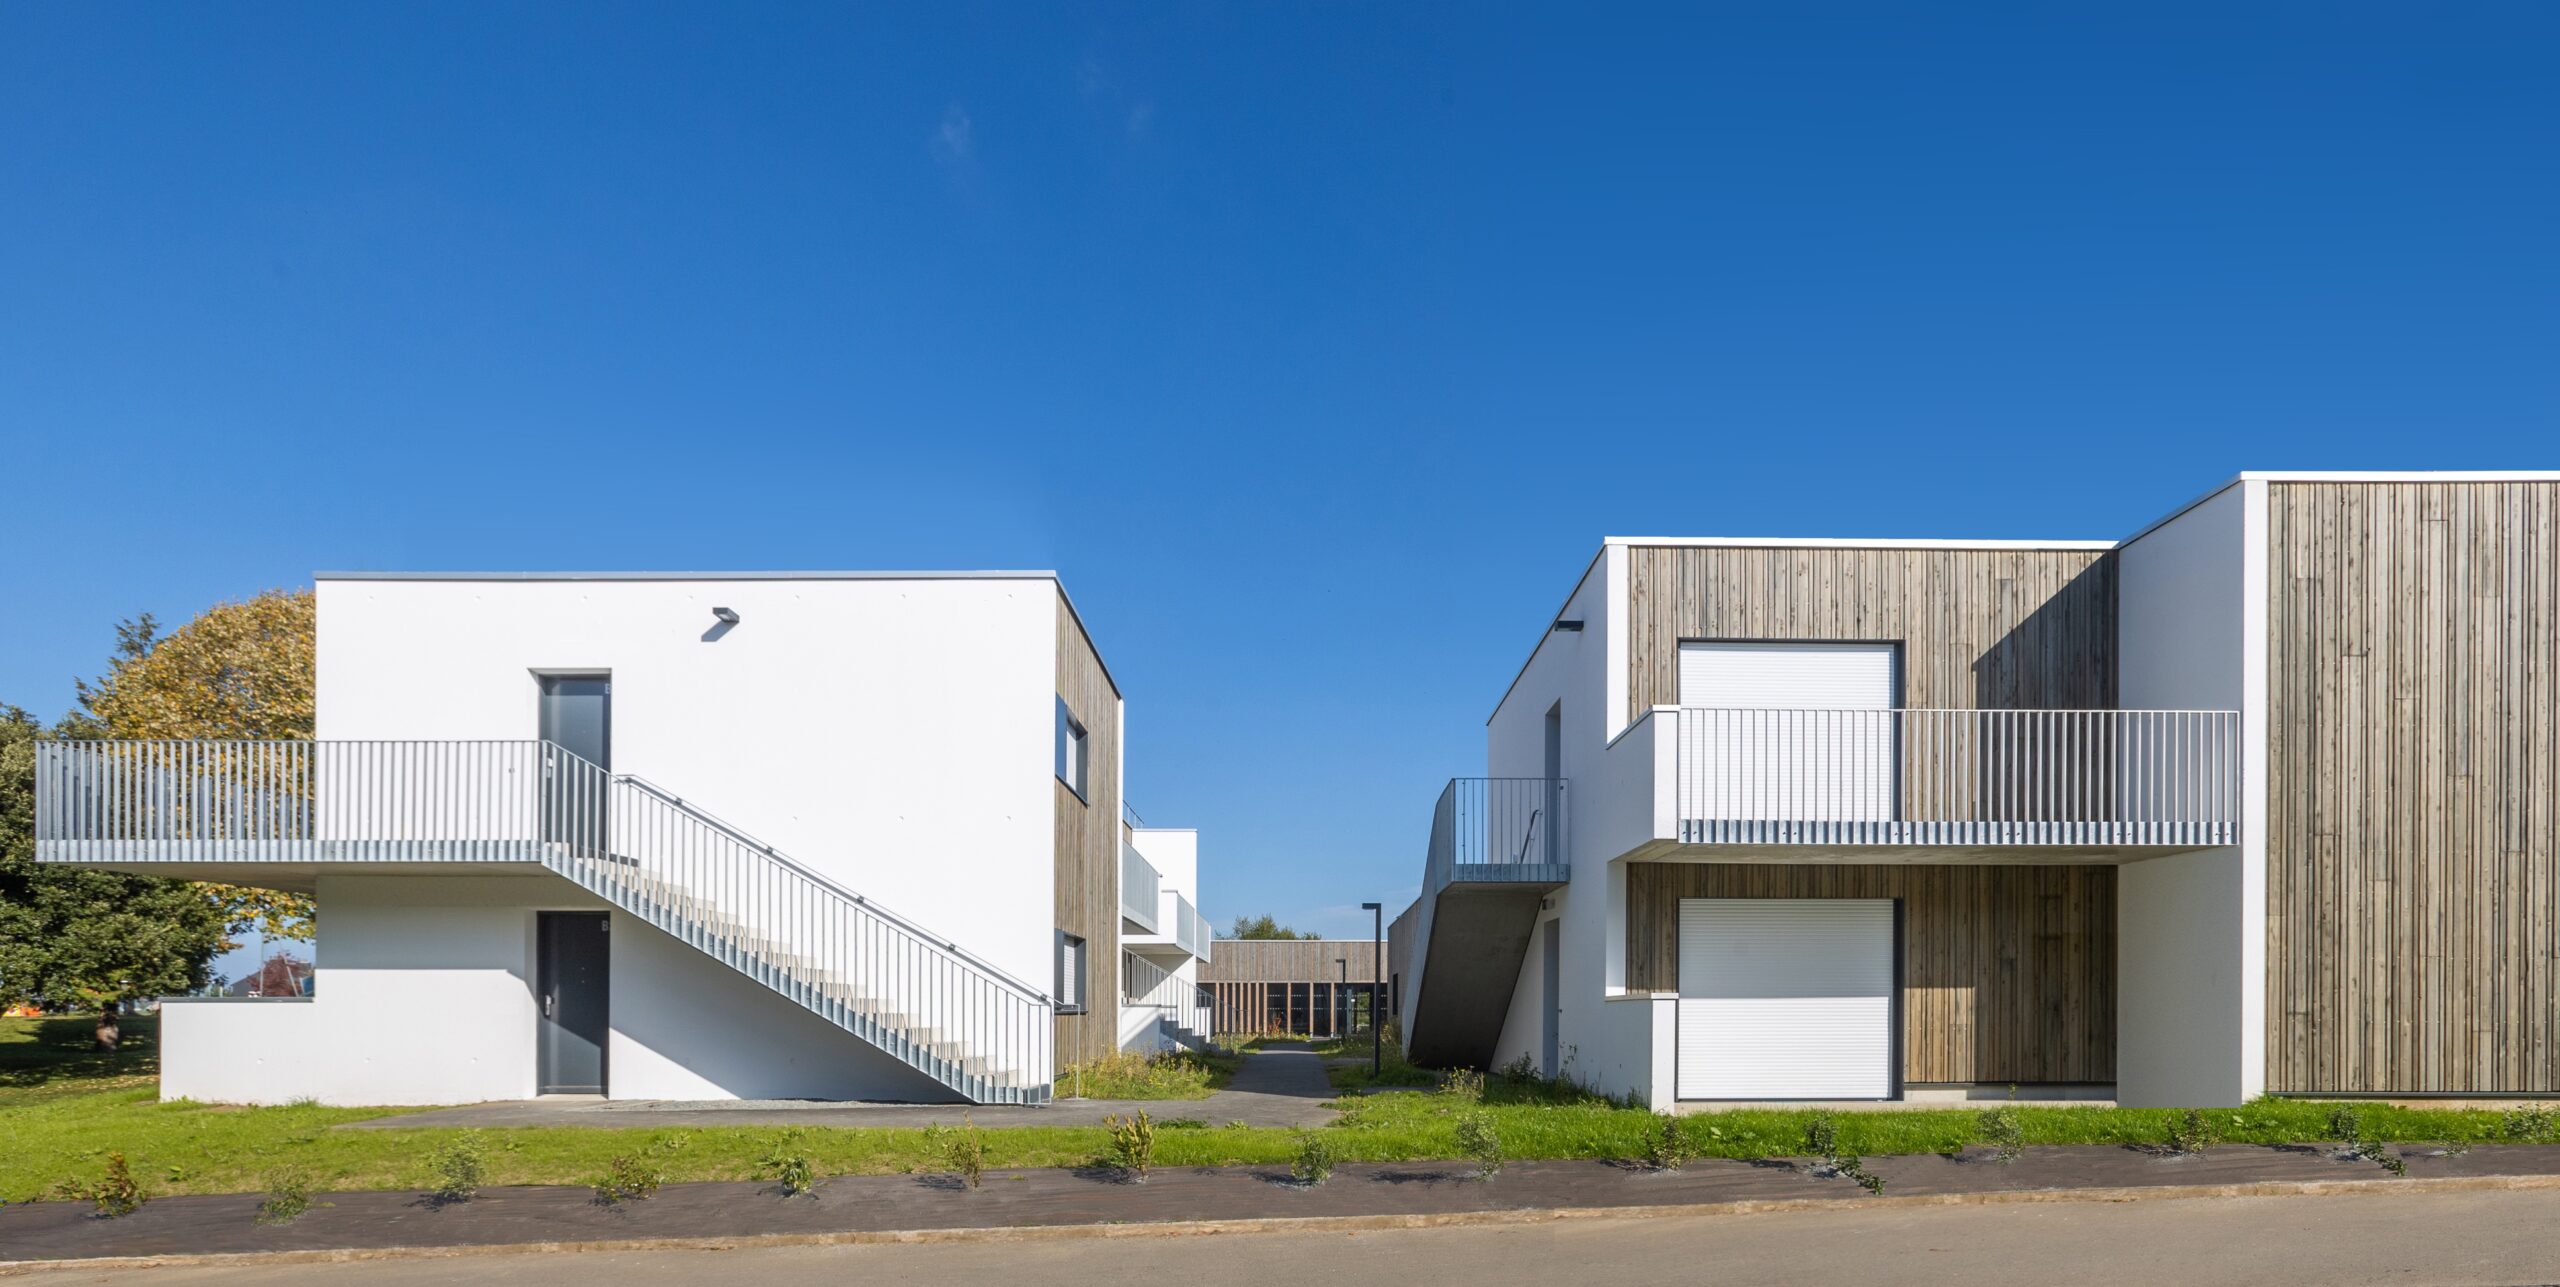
[1053,592,1123,1069]
[1202,938,1384,1037]
[1403,472,2560,1110]
[1618,541,2126,1087]
[2265,479,2560,1094]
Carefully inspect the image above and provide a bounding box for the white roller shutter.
[1678,642,1899,822]
[1676,898,1895,1100]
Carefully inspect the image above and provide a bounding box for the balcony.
[1120,843,1161,934]
[1645,706,2241,855]
[1125,887,1211,963]
[1426,777,1569,889]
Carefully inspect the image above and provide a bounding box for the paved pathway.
[336,1042,1339,1132]
[28,1188,2560,1286]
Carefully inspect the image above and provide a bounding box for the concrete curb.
[11,1171,2560,1275]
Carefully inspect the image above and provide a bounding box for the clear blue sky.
[5,4,2555,952]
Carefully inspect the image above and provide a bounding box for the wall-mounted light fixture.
[711,607,740,625]
[1551,619,1584,633]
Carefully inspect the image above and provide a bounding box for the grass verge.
[8,1017,2553,1203]
[1052,1047,1240,1100]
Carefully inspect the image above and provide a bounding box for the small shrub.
[2166,1109,2216,1157]
[2325,1107,2405,1175]
[57,1152,144,1218]
[1455,1110,1503,1178]
[1104,1110,1157,1180]
[923,1115,988,1190]
[1801,1113,1883,1193]
[1803,1111,1841,1160]
[2502,1107,2556,1142]
[1440,1068,1485,1103]
[758,1131,819,1197]
[1494,1053,1538,1083]
[1977,1106,2025,1165]
[1290,1131,1338,1186]
[425,1131,488,1205]
[592,1153,664,1205]
[1641,1112,1693,1172]
[256,1165,319,1225]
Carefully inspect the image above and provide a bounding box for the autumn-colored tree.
[74,588,317,939]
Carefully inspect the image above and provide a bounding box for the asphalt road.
[17,1187,2560,1286]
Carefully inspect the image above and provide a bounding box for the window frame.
[1055,930,1089,1014]
[1055,696,1090,802]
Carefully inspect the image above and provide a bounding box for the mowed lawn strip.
[7,1016,2553,1202]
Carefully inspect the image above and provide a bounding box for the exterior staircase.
[33,739,1056,1104]
[1399,777,1570,1070]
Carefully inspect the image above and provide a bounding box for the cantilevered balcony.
[1120,842,1162,935]
[1124,887,1211,964]
[1626,706,2241,857]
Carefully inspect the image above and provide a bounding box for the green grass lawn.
[1053,1047,1241,1100]
[7,1014,2554,1204]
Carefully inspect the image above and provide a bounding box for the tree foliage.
[1225,914,1319,940]
[0,707,230,1010]
[75,589,317,939]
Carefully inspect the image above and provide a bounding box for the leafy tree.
[1225,914,1318,940]
[75,589,316,939]
[0,706,230,1027]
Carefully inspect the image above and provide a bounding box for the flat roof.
[1606,536,2118,551]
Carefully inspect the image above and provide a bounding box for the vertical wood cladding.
[1624,546,2118,721]
[1054,592,1122,1070]
[1202,940,1387,1037]
[2266,480,2560,1093]
[1627,863,2118,1084]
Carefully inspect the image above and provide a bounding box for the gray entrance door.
[538,675,610,849]
[1541,919,1561,1077]
[537,911,610,1094]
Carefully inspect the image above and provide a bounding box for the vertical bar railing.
[33,738,1057,1103]
[1672,708,2239,847]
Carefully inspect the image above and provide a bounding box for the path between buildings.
[334,1041,1340,1132]
[11,1144,2560,1268]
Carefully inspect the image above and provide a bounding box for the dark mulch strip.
[9,1144,2560,1264]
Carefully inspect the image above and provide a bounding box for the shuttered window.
[1678,642,1900,822]
[1676,898,1896,1100]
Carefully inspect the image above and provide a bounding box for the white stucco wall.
[1478,555,1669,1103]
[160,873,957,1105]
[313,575,1061,993]
[2114,482,2267,1106]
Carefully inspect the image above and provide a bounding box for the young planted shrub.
[2325,1107,2406,1176]
[1455,1110,1503,1179]
[924,1115,989,1190]
[1976,1106,2026,1165]
[592,1154,664,1205]
[426,1131,489,1205]
[1803,1112,1884,1194]
[1290,1130,1339,1186]
[2502,1107,2557,1142]
[758,1131,820,1197]
[2165,1109,2217,1158]
[1105,1110,1157,1180]
[57,1152,144,1218]
[256,1165,319,1225]
[1642,1112,1694,1172]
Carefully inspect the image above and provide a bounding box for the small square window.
[1055,696,1089,801]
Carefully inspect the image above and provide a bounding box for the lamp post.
[1360,901,1384,1076]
